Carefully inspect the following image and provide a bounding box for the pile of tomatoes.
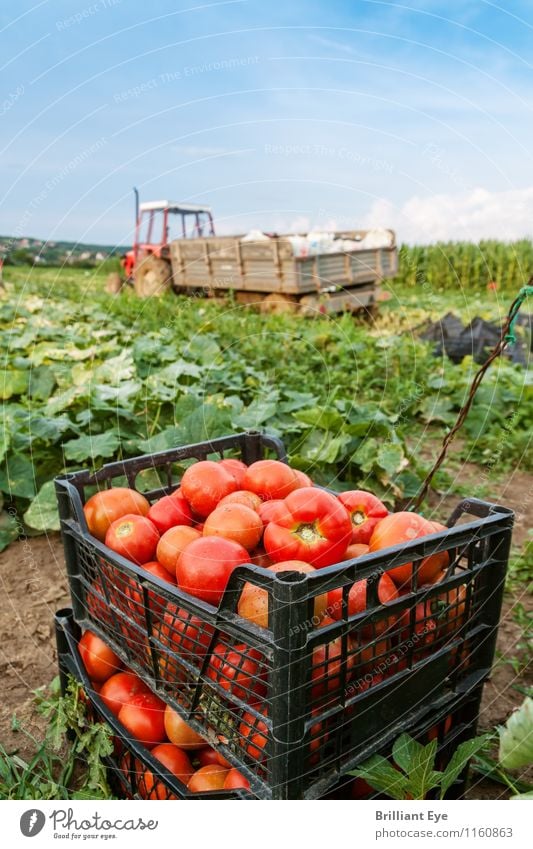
[79,629,251,796]
[80,457,464,788]
[83,457,452,608]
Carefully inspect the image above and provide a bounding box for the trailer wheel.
[134,256,172,297]
[106,272,124,294]
[260,293,298,314]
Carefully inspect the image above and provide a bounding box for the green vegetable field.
[1,259,531,550]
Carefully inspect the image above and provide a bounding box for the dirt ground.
[0,462,531,798]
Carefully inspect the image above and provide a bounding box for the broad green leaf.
[403,738,440,799]
[0,454,36,498]
[94,350,135,383]
[233,395,279,429]
[0,370,29,400]
[63,431,121,462]
[293,407,344,430]
[0,510,19,551]
[135,426,182,454]
[0,424,11,463]
[392,733,423,773]
[184,336,221,363]
[92,381,141,404]
[511,791,533,800]
[499,698,533,770]
[28,365,56,400]
[45,386,87,415]
[354,437,379,473]
[24,481,60,532]
[377,443,406,478]
[440,734,491,798]
[351,754,409,800]
[27,415,73,442]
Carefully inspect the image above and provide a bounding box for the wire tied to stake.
[411,279,532,512]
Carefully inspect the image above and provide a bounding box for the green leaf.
[28,366,56,400]
[293,407,344,430]
[404,738,440,799]
[27,415,73,442]
[351,754,409,800]
[0,370,29,400]
[511,790,533,800]
[0,423,11,463]
[0,510,19,551]
[377,442,406,478]
[392,733,423,773]
[24,481,60,531]
[63,431,121,462]
[499,698,533,770]
[135,426,182,454]
[0,454,36,498]
[233,394,279,429]
[440,734,491,799]
[92,381,141,404]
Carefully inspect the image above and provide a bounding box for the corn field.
[394,240,533,291]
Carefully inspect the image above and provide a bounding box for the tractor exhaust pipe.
[133,186,139,226]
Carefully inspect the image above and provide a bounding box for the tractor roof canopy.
[139,200,213,214]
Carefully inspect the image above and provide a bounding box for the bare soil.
[0,460,531,797]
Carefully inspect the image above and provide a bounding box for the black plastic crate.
[55,431,514,799]
[54,609,246,800]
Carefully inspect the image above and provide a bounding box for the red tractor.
[120,188,215,296]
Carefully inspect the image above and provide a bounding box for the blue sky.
[1,0,532,245]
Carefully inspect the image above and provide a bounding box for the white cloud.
[363,186,533,243]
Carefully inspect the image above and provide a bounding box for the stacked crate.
[55,432,513,799]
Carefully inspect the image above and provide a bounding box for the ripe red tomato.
[83,488,150,542]
[99,671,151,716]
[326,573,398,635]
[188,764,228,792]
[142,744,194,799]
[147,495,192,535]
[238,561,327,629]
[126,561,177,623]
[218,490,262,512]
[196,747,223,768]
[399,602,438,648]
[369,512,448,589]
[310,622,354,703]
[203,503,263,551]
[105,514,160,565]
[215,751,232,769]
[344,543,370,559]
[118,692,167,747]
[249,548,273,568]
[181,461,237,517]
[293,469,313,487]
[338,490,388,545]
[156,525,201,576]
[427,714,453,742]
[238,708,268,761]
[242,460,300,501]
[257,499,286,527]
[206,642,266,703]
[224,768,250,790]
[157,603,214,662]
[164,706,206,749]
[176,536,249,605]
[79,631,122,682]
[218,458,248,488]
[263,487,352,568]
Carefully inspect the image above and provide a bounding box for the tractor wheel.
[260,293,298,314]
[134,255,172,297]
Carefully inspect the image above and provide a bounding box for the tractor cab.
[122,194,215,281]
